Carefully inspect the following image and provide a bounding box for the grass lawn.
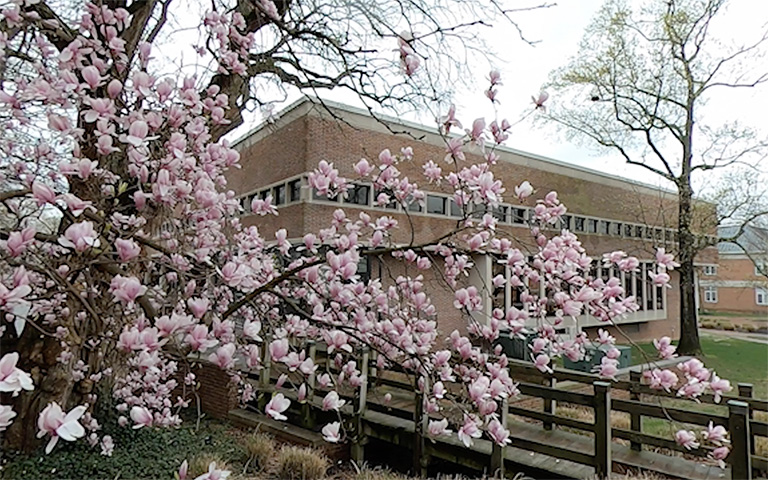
[625,334,768,399]
[621,333,768,439]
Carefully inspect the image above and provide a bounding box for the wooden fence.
[241,341,764,480]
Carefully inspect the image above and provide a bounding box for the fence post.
[593,381,612,480]
[413,375,429,478]
[351,346,370,464]
[729,400,752,480]
[257,332,273,412]
[739,383,755,456]
[490,396,509,478]
[629,370,642,452]
[300,340,317,429]
[543,376,556,431]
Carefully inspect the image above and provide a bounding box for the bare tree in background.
[539,0,768,354]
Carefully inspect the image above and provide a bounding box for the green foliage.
[1,416,247,480]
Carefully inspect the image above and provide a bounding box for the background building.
[699,225,768,316]
[229,98,719,343]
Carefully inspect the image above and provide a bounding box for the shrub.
[275,445,329,480]
[244,433,276,472]
[187,452,229,479]
[723,323,736,331]
[350,466,411,480]
[701,321,715,329]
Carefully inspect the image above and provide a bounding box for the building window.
[273,184,286,205]
[344,183,370,206]
[374,188,397,209]
[757,288,768,306]
[492,205,507,222]
[624,224,633,237]
[449,198,463,217]
[612,222,622,236]
[755,260,767,277]
[288,179,302,202]
[600,221,610,235]
[704,287,718,303]
[407,195,423,212]
[587,219,598,234]
[560,214,572,231]
[574,217,585,232]
[703,265,717,276]
[511,208,526,225]
[427,195,446,215]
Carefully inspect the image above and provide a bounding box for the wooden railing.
[243,341,762,480]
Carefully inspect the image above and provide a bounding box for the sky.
[225,0,768,194]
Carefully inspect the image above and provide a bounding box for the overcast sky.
[229,0,768,193]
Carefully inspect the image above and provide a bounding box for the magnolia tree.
[0,0,732,474]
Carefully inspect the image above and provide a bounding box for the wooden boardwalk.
[233,344,765,480]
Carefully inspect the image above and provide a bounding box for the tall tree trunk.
[2,331,78,452]
[677,183,701,355]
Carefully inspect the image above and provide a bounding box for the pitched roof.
[718,224,768,254]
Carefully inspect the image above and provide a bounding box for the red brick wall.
[226,103,726,342]
[699,256,768,315]
[193,361,239,419]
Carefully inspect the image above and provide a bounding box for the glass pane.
[427,195,446,215]
[344,184,370,205]
[273,185,286,205]
[288,179,301,202]
[512,208,526,224]
[449,198,463,217]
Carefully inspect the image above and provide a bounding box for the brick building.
[229,98,718,343]
[699,225,768,316]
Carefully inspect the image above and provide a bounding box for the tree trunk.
[676,183,702,355]
[2,330,78,452]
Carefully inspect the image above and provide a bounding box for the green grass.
[700,310,768,321]
[621,334,768,438]
[625,334,768,398]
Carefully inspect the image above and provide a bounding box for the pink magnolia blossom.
[322,391,346,411]
[0,405,16,431]
[532,90,549,110]
[322,422,342,442]
[514,181,533,200]
[427,418,451,438]
[109,275,147,304]
[487,418,511,446]
[534,354,552,374]
[37,403,87,453]
[115,238,141,262]
[193,462,231,480]
[208,343,236,370]
[59,221,100,252]
[265,393,290,421]
[458,415,482,447]
[178,460,189,480]
[0,352,34,394]
[674,429,700,450]
[32,181,56,206]
[709,373,732,403]
[710,446,730,468]
[5,226,35,257]
[702,421,728,446]
[130,406,153,429]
